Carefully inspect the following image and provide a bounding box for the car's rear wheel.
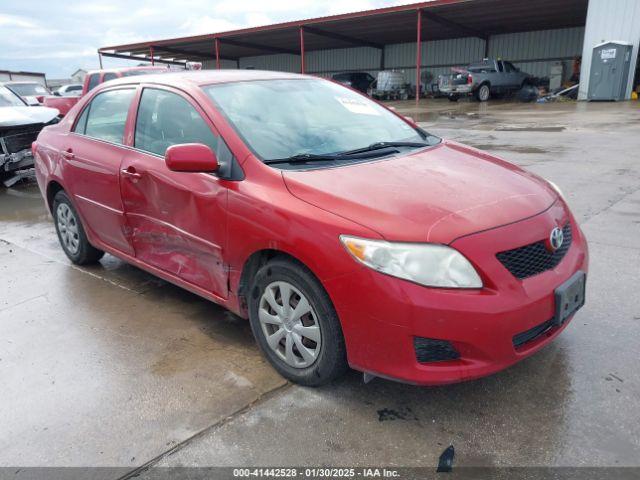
[476,84,491,102]
[53,190,104,265]
[248,258,348,386]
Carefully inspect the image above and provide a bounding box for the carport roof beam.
[152,45,236,62]
[218,38,299,56]
[420,9,488,40]
[302,26,384,50]
[100,51,188,67]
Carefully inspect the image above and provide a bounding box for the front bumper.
[324,200,589,385]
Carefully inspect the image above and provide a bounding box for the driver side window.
[134,88,235,177]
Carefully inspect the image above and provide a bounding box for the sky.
[0,0,412,79]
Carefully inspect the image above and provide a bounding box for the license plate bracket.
[554,271,586,326]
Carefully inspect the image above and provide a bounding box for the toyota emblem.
[549,227,564,251]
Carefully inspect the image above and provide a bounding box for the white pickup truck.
[438,59,532,102]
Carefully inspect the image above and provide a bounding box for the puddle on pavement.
[495,125,566,132]
[463,143,552,154]
[0,181,49,224]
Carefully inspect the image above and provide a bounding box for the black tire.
[247,258,348,386]
[447,95,459,102]
[52,190,104,265]
[475,83,491,102]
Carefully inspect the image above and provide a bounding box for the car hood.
[0,106,59,128]
[282,141,557,244]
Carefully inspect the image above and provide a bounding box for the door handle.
[61,149,74,160]
[121,168,142,180]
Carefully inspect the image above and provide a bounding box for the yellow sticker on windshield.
[336,97,380,116]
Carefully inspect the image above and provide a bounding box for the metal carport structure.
[98,0,588,100]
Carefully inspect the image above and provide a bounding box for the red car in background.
[42,66,167,116]
[33,70,588,386]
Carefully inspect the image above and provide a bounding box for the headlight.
[340,235,482,288]
[547,180,563,198]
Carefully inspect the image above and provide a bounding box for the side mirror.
[165,143,219,173]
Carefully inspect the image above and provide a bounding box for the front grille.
[513,318,556,348]
[414,337,460,363]
[496,223,572,280]
[0,126,42,154]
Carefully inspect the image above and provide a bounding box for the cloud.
[0,13,38,29]
[179,16,241,36]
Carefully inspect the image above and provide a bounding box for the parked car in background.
[56,84,83,97]
[4,81,52,105]
[43,66,167,117]
[33,70,587,387]
[0,85,58,186]
[439,59,532,101]
[332,72,375,94]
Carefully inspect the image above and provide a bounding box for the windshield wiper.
[337,141,430,156]
[264,141,430,165]
[264,153,342,165]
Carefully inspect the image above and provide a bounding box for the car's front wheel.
[53,190,104,265]
[248,258,348,386]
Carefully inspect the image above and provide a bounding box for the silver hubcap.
[480,86,490,101]
[258,281,321,369]
[56,203,80,255]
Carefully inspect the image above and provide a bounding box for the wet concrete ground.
[1,99,639,474]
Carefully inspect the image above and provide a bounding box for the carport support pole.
[98,52,103,69]
[415,9,422,104]
[299,27,305,74]
[150,46,155,66]
[215,38,221,70]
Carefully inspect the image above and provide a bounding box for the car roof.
[101,69,312,89]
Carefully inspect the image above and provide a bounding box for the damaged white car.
[0,85,59,187]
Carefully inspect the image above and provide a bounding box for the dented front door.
[119,149,228,298]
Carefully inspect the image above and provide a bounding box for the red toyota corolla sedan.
[33,70,588,386]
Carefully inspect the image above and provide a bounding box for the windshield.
[204,79,436,162]
[0,86,26,107]
[9,83,50,96]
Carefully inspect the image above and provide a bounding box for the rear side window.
[76,89,135,144]
[86,74,100,92]
[74,106,90,134]
[103,72,117,82]
[134,88,236,177]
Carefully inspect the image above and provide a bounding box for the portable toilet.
[588,41,633,101]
